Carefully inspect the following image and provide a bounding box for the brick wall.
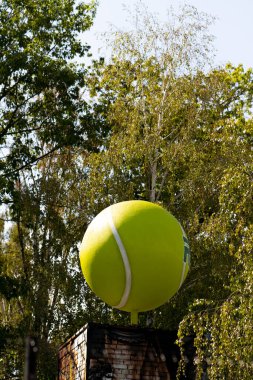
[58,325,88,379]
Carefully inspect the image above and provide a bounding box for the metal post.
[24,336,38,380]
[131,311,138,325]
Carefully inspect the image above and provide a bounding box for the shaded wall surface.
[58,323,195,380]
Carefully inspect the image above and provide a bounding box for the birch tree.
[89,2,215,202]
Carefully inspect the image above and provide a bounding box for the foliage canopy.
[0,2,253,379]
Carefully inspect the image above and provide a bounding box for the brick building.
[58,323,195,379]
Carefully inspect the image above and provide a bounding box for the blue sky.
[85,0,253,69]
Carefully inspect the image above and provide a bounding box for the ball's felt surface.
[79,200,190,313]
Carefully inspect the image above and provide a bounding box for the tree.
[0,149,115,378]
[88,2,216,202]
[0,0,99,204]
[0,0,102,377]
[177,71,253,378]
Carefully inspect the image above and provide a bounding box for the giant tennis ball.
[79,200,190,313]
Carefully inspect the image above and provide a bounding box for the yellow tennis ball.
[79,200,190,313]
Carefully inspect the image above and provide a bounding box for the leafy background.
[0,1,252,379]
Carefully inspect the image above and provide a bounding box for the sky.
[84,0,253,69]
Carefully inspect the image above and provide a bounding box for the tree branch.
[1,145,62,177]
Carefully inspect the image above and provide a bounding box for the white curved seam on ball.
[178,224,188,290]
[106,207,132,309]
